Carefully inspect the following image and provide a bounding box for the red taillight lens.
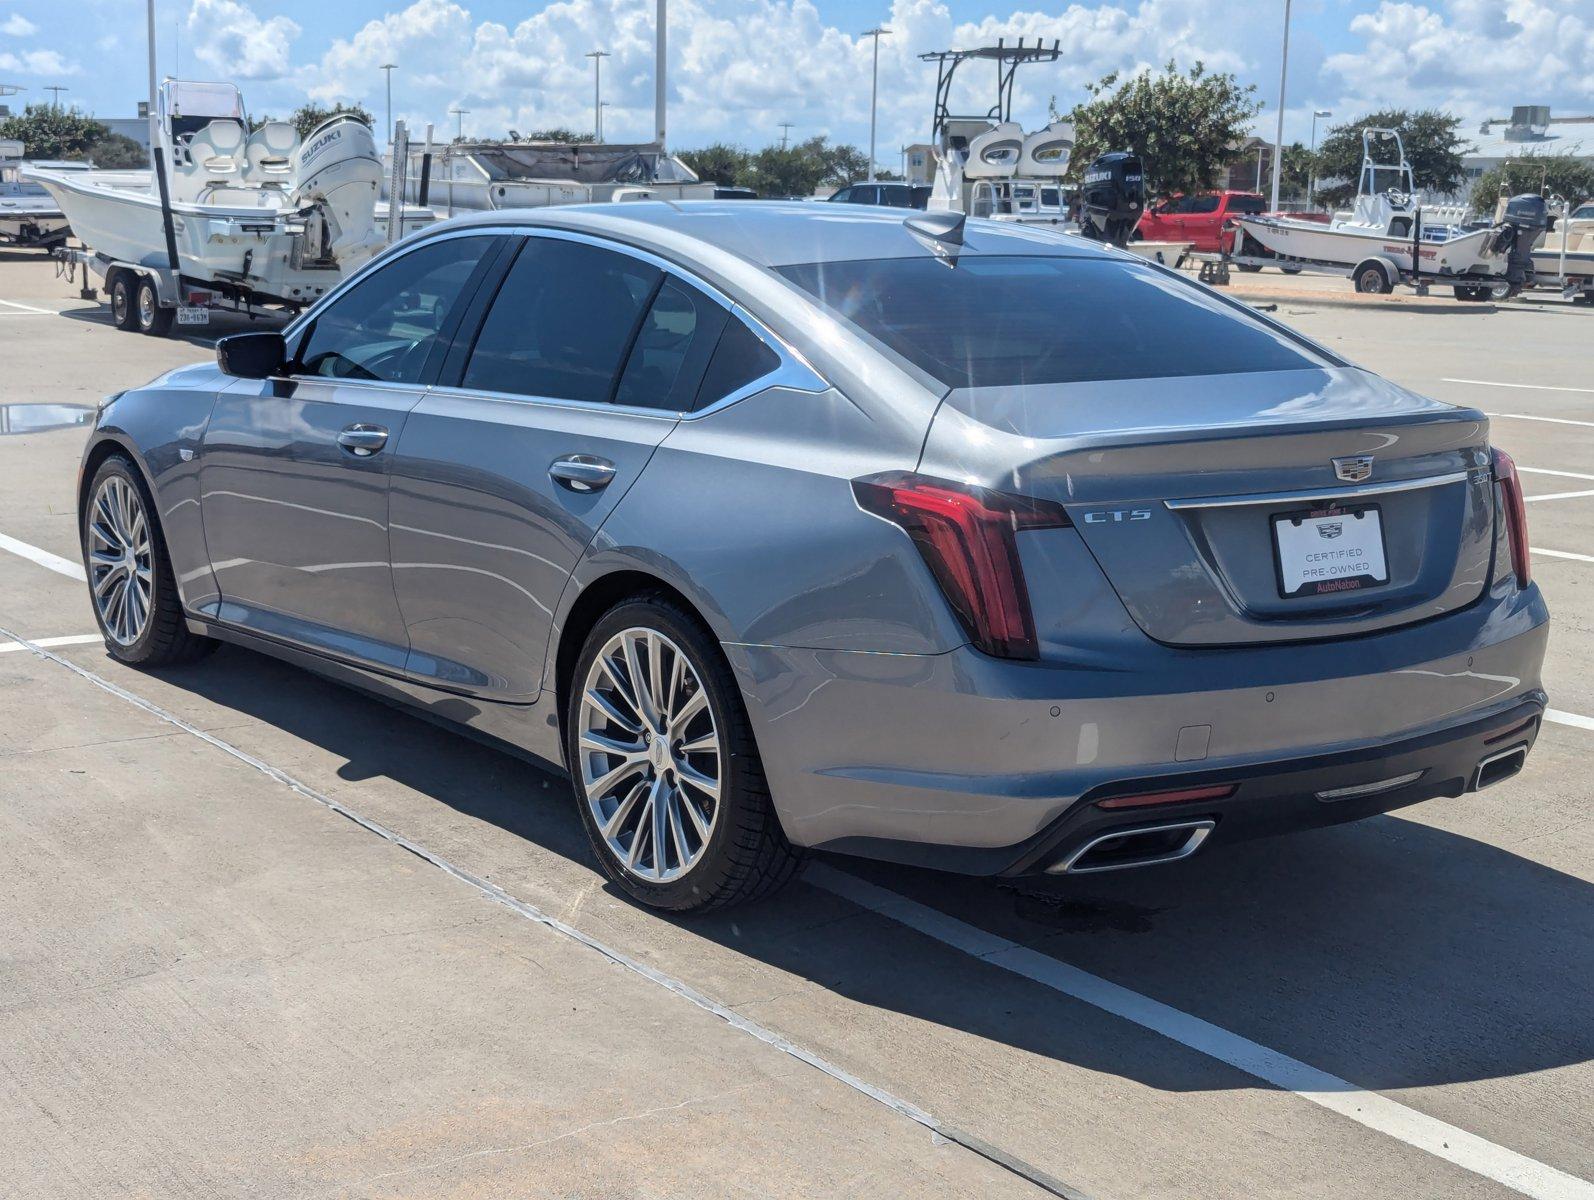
[1492,447,1530,587]
[1097,783,1237,810]
[853,472,1069,660]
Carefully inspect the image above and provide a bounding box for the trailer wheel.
[1453,284,1490,302]
[1281,265,1303,275]
[110,274,138,331]
[1236,263,1263,272]
[136,277,174,337]
[1354,261,1393,294]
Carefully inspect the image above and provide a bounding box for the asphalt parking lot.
[1,247,1590,1199]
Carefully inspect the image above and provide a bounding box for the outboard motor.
[290,116,384,268]
[1489,193,1552,292]
[1077,151,1145,247]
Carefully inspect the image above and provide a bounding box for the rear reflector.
[1491,446,1531,587]
[1096,783,1237,810]
[852,472,1069,660]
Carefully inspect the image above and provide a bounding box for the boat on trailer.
[0,142,76,250]
[918,40,1194,266]
[25,80,432,332]
[408,141,716,216]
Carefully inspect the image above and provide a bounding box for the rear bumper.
[727,581,1549,873]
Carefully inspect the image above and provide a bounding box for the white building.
[1459,105,1593,203]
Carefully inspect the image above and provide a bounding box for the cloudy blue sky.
[2,0,1590,155]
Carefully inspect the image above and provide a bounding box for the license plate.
[176,305,210,326]
[1272,505,1388,598]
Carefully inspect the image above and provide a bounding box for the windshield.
[775,254,1328,388]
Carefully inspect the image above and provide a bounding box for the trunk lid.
[918,367,1494,648]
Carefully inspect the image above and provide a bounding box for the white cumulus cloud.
[2,14,40,37]
[187,0,302,82]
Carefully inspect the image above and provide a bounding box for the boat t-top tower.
[919,39,1076,218]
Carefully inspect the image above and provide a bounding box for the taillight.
[1492,447,1530,587]
[853,472,1069,659]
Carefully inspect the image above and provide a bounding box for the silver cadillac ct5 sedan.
[77,202,1549,911]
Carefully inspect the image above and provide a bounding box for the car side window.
[613,277,729,411]
[830,187,853,203]
[295,236,492,383]
[693,317,781,410]
[462,238,661,403]
[1229,195,1266,214]
[1187,195,1221,214]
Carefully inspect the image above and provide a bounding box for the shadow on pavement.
[133,640,1592,1097]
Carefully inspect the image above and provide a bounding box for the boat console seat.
[963,122,1024,178]
[1017,121,1075,177]
[245,122,300,180]
[171,121,248,200]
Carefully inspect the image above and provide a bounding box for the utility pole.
[585,50,610,143]
[654,0,666,148]
[779,122,794,150]
[861,26,890,181]
[381,63,397,145]
[1269,0,1292,211]
[450,107,470,142]
[44,86,68,109]
[1308,108,1331,210]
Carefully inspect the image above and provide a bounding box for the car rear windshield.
[775,255,1326,388]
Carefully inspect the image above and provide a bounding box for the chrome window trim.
[1162,469,1476,512]
[275,222,829,410]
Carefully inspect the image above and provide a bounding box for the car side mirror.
[217,331,287,379]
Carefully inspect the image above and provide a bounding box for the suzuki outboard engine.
[290,116,384,268]
[1489,193,1552,292]
[1077,151,1145,247]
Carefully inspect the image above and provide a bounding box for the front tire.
[1355,263,1393,294]
[82,455,216,666]
[566,596,800,912]
[136,276,174,336]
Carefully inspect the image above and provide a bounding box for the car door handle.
[337,424,390,457]
[549,455,617,492]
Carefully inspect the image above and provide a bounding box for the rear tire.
[110,274,138,331]
[1453,284,1490,302]
[1354,263,1392,294]
[81,455,216,667]
[136,276,174,336]
[566,595,800,912]
[1280,265,1303,275]
[1236,262,1263,272]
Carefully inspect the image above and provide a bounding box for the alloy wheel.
[87,475,154,646]
[578,627,722,883]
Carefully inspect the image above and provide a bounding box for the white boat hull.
[1235,215,1504,277]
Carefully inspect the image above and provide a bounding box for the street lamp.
[1308,108,1331,210]
[861,26,891,181]
[1268,0,1292,211]
[450,107,470,142]
[380,64,397,146]
[585,50,610,143]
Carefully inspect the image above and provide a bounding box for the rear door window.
[776,254,1329,388]
[1186,195,1221,214]
[693,318,781,409]
[1229,195,1267,214]
[613,278,728,410]
[295,236,495,383]
[462,238,661,403]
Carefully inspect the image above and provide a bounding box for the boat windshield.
[162,81,247,142]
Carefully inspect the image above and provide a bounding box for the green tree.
[1468,153,1594,216]
[264,102,376,140]
[1279,141,1315,199]
[1064,61,1261,198]
[80,132,148,169]
[742,136,867,197]
[509,128,596,143]
[1311,110,1466,208]
[0,103,110,159]
[678,142,750,186]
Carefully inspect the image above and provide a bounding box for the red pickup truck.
[1135,191,1269,252]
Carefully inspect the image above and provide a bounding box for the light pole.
[1307,108,1331,210]
[654,0,666,148]
[778,121,794,150]
[599,101,611,143]
[450,107,470,142]
[44,85,68,109]
[861,26,890,181]
[585,50,610,143]
[380,64,397,145]
[1268,0,1292,211]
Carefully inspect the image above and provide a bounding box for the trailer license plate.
[1272,505,1388,598]
[176,306,210,326]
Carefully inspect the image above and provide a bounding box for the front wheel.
[82,456,216,666]
[567,597,800,912]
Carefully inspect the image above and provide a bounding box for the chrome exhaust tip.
[1472,744,1527,791]
[1050,819,1217,875]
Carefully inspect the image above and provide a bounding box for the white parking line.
[0,298,58,315]
[1448,379,1594,395]
[1533,547,1594,564]
[1486,412,1594,429]
[810,865,1594,1200]
[0,633,100,654]
[0,531,85,580]
[1548,710,1594,732]
[1521,468,1594,482]
[1525,489,1594,504]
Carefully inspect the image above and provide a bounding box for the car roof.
[411,200,1123,270]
